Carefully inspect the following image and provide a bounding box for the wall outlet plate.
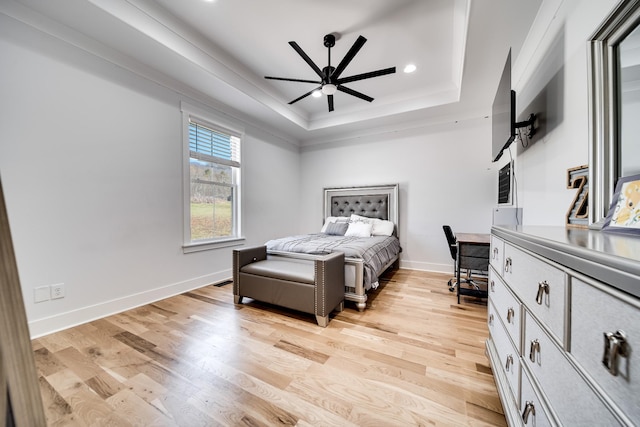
[51,283,65,299]
[34,285,50,303]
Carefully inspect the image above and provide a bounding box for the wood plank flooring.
[32,269,506,426]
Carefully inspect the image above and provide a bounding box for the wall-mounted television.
[491,50,516,162]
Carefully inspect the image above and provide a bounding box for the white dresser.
[487,225,640,426]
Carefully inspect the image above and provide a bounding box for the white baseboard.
[399,260,452,274]
[28,270,231,339]
[29,262,454,338]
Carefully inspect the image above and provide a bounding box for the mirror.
[619,25,640,177]
[588,0,640,223]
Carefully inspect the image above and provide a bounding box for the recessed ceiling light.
[404,64,417,73]
[312,90,322,98]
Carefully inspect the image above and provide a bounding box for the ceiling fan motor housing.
[323,34,336,48]
[322,66,335,84]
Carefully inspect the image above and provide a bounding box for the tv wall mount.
[516,113,536,138]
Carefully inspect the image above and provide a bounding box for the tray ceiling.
[3,0,542,145]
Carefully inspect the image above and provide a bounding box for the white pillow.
[350,214,374,224]
[349,214,394,236]
[372,219,395,236]
[345,221,373,237]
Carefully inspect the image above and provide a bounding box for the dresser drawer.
[490,235,504,274]
[488,301,520,402]
[503,243,567,345]
[520,368,553,427]
[523,311,621,426]
[489,269,521,352]
[571,277,640,423]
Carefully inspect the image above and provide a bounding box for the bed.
[265,184,401,311]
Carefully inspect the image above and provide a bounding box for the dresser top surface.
[492,225,640,298]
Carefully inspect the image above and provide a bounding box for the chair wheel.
[447,279,456,292]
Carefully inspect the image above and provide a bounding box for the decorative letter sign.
[566,165,589,228]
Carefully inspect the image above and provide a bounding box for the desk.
[456,233,490,303]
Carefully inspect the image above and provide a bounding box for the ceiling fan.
[265,34,396,112]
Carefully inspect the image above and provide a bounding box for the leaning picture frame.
[602,173,640,235]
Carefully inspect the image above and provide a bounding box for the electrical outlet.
[51,283,65,299]
[34,285,50,303]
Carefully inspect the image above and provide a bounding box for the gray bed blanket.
[265,234,401,288]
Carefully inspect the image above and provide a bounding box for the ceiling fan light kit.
[321,84,337,95]
[265,33,396,112]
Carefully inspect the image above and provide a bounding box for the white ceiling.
[6,0,542,145]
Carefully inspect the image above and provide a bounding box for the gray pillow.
[324,221,349,236]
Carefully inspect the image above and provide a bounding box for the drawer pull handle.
[602,330,629,376]
[490,280,495,292]
[504,257,512,273]
[506,307,515,323]
[535,281,549,305]
[522,401,536,424]
[492,247,499,260]
[505,354,514,372]
[529,339,540,363]
[488,314,494,325]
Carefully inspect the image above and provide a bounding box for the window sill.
[182,237,246,254]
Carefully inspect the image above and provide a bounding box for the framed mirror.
[589,0,640,223]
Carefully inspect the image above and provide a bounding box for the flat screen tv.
[491,50,516,162]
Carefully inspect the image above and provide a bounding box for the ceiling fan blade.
[289,41,324,78]
[336,67,396,85]
[331,35,367,79]
[337,85,374,102]
[328,94,334,112]
[288,86,322,105]
[265,76,321,84]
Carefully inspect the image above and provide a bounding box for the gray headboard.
[323,184,399,231]
[330,195,389,219]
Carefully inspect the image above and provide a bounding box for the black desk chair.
[442,225,482,292]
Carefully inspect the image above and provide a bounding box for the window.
[181,103,242,251]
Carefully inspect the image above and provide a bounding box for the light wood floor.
[32,269,506,426]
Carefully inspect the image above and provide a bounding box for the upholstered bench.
[232,246,344,327]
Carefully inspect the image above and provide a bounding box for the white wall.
[0,16,299,337]
[299,118,497,273]
[504,0,620,224]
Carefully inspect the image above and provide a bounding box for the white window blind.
[189,120,240,168]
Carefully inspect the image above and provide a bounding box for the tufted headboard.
[330,195,389,220]
[323,184,399,233]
